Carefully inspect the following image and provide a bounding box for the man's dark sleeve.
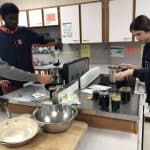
[27,28,55,44]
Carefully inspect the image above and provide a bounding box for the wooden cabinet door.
[81,2,102,43]
[109,0,133,42]
[60,5,80,44]
[136,0,150,18]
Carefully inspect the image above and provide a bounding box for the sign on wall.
[28,9,43,27]
[43,7,58,26]
[19,11,28,27]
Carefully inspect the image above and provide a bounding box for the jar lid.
[99,90,109,95]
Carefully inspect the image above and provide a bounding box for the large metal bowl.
[32,104,78,133]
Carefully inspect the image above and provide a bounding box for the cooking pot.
[32,104,78,133]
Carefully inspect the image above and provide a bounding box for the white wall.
[0,0,98,10]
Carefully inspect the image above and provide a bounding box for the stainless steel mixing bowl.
[32,104,78,133]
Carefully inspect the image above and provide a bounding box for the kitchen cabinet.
[43,7,59,26]
[19,11,28,27]
[80,2,102,43]
[60,5,80,44]
[60,2,102,44]
[28,9,43,27]
[136,0,150,18]
[109,0,133,42]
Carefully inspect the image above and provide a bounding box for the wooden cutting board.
[0,120,88,150]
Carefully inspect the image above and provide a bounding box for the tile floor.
[78,127,137,150]
[143,122,150,150]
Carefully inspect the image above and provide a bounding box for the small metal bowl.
[32,104,78,133]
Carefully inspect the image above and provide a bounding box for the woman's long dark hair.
[130,15,150,32]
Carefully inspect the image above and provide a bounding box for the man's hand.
[55,38,63,50]
[37,74,54,84]
[0,80,10,87]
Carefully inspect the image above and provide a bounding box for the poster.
[80,44,91,58]
[19,11,28,27]
[43,7,58,26]
[125,46,137,55]
[62,22,72,38]
[108,46,124,57]
[28,9,43,27]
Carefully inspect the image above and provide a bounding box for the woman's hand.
[114,69,134,81]
[0,80,11,87]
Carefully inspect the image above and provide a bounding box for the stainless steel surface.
[0,67,141,122]
[0,84,49,106]
[79,91,140,121]
[33,104,78,133]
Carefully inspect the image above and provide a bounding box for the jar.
[108,66,118,83]
[110,91,121,112]
[92,90,99,101]
[99,90,109,111]
[119,87,131,104]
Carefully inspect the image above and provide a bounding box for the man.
[0,3,62,93]
[114,15,150,104]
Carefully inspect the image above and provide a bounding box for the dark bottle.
[92,90,99,102]
[99,90,109,111]
[120,87,131,104]
[115,66,128,89]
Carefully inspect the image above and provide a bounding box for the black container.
[115,78,127,89]
[121,92,130,104]
[111,100,120,112]
[115,66,128,88]
[99,90,109,111]
[92,90,99,101]
[119,87,131,104]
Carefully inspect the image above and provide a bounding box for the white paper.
[88,84,111,90]
[32,92,46,99]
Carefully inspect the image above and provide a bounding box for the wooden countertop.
[0,120,88,150]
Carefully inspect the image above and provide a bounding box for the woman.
[114,15,150,104]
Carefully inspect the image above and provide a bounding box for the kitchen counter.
[0,120,88,150]
[0,82,140,133]
[0,65,142,133]
[0,83,139,121]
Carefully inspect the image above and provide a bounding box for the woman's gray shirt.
[0,58,37,81]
